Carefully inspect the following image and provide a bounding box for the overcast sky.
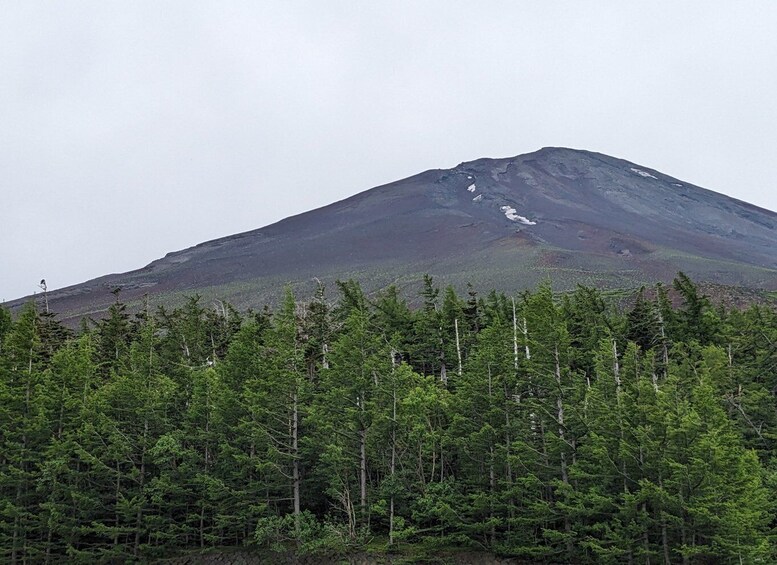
[2,2,776,301]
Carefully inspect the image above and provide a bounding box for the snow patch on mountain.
[501,206,537,225]
[630,167,658,179]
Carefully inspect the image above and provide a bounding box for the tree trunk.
[455,318,463,377]
[503,384,513,485]
[359,395,368,522]
[657,309,669,375]
[389,386,397,546]
[292,391,301,536]
[522,318,531,360]
[200,505,205,548]
[488,365,495,546]
[489,443,496,546]
[512,298,519,370]
[114,460,121,548]
[11,494,20,564]
[44,478,55,564]
[134,419,148,557]
[613,340,628,494]
[555,346,573,557]
[503,388,515,529]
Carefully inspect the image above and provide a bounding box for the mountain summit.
[12,147,777,319]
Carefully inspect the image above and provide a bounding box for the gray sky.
[2,2,776,302]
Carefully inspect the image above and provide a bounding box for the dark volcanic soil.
[10,147,777,321]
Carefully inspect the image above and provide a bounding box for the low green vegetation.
[1,273,776,563]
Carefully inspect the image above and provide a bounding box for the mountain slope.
[10,147,777,320]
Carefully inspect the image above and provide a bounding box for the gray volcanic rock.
[9,147,777,321]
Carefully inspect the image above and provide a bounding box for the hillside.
[9,147,777,320]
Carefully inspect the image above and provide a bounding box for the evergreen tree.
[0,302,47,563]
[36,334,98,561]
[0,306,12,344]
[309,293,390,539]
[94,292,133,376]
[301,281,332,381]
[410,274,444,379]
[0,274,775,562]
[243,288,308,538]
[672,272,720,346]
[450,319,516,549]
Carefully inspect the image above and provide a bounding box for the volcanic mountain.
[10,147,777,320]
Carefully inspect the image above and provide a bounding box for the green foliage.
[254,510,348,556]
[1,273,776,563]
[0,305,12,344]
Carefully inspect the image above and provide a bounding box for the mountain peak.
[9,149,777,321]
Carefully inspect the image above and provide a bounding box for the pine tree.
[0,302,47,563]
[520,283,578,559]
[450,319,515,549]
[0,306,12,344]
[368,362,422,546]
[94,292,133,376]
[1,275,776,561]
[410,275,444,379]
[243,288,308,538]
[36,334,97,562]
[216,317,270,546]
[301,281,332,381]
[659,371,772,563]
[309,293,390,539]
[672,272,720,346]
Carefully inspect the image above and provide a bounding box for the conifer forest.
[2,274,777,564]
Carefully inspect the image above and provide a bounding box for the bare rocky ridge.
[9,147,777,321]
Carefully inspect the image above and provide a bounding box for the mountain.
[9,147,777,321]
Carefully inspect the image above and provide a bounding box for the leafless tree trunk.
[292,391,301,535]
[522,318,531,360]
[389,385,397,545]
[455,318,463,377]
[359,393,368,521]
[39,279,49,314]
[512,298,519,370]
[657,308,669,373]
[554,346,573,556]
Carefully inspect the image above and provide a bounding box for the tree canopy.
[1,275,775,563]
